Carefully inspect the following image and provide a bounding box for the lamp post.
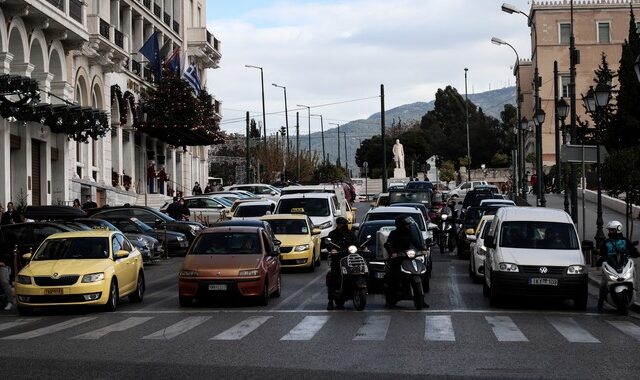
[464,68,471,182]
[297,104,311,151]
[363,161,369,202]
[272,83,289,158]
[556,97,570,213]
[311,114,325,164]
[245,65,267,148]
[329,122,341,168]
[534,108,546,207]
[520,117,529,199]
[582,83,611,248]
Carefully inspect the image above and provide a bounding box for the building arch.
[74,67,90,106]
[28,29,48,73]
[48,40,66,82]
[90,75,104,110]
[7,17,29,66]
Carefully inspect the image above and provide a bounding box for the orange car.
[178,226,282,306]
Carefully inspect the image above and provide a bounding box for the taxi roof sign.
[290,207,306,214]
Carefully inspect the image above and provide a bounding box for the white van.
[275,193,342,241]
[483,207,588,310]
[279,185,355,225]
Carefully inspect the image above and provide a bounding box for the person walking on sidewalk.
[0,244,14,311]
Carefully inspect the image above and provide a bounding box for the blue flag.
[139,32,162,80]
[183,64,201,96]
[166,47,181,74]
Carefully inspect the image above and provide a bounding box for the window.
[112,235,123,254]
[598,22,611,43]
[559,22,571,44]
[560,75,570,98]
[499,221,579,249]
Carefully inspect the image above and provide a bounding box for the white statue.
[392,139,405,169]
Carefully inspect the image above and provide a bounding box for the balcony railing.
[163,12,171,26]
[69,0,83,23]
[213,38,219,52]
[153,4,161,18]
[143,0,151,9]
[46,0,64,11]
[173,21,180,34]
[143,68,154,83]
[206,31,212,44]
[114,29,124,48]
[99,18,110,39]
[131,60,141,76]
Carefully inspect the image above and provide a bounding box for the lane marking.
[353,315,391,341]
[1,317,96,340]
[211,316,272,340]
[72,317,154,340]
[425,315,455,341]
[142,316,211,340]
[273,269,328,310]
[547,317,600,343]
[280,315,330,341]
[607,320,640,341]
[0,318,40,332]
[295,290,324,311]
[114,309,606,316]
[448,266,466,309]
[485,316,528,342]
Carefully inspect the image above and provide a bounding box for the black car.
[356,220,396,291]
[389,203,430,223]
[388,188,433,207]
[456,205,505,259]
[213,219,281,253]
[87,205,204,243]
[405,181,434,191]
[461,189,498,210]
[92,216,189,256]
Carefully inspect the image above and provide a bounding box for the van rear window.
[499,221,578,250]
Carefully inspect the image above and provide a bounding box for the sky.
[206,0,533,136]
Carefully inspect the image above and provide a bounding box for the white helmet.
[606,220,622,233]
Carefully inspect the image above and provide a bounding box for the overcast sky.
[206,0,533,136]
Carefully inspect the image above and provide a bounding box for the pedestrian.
[0,247,14,311]
[147,161,156,194]
[166,197,183,220]
[530,173,538,194]
[192,182,203,195]
[157,167,168,195]
[204,183,213,194]
[180,198,191,221]
[82,195,97,210]
[1,202,22,225]
[72,199,81,209]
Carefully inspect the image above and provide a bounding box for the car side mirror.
[427,223,437,231]
[270,191,277,196]
[114,250,129,259]
[334,210,342,217]
[154,219,163,228]
[465,228,475,235]
[22,253,32,261]
[312,228,321,235]
[273,239,282,246]
[351,223,360,231]
[485,236,495,249]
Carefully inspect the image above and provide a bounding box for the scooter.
[384,248,427,310]
[435,214,455,254]
[601,243,638,315]
[326,237,370,311]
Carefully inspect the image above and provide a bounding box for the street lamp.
[634,55,640,83]
[311,113,325,164]
[556,97,570,213]
[533,108,546,207]
[582,82,611,249]
[245,65,267,148]
[272,83,289,159]
[519,117,529,199]
[329,122,341,168]
[363,161,369,202]
[464,68,471,182]
[501,2,529,18]
[296,104,311,151]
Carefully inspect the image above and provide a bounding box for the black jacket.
[1,210,21,225]
[166,202,184,220]
[385,225,425,255]
[327,227,358,251]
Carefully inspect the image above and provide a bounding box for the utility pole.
[343,132,348,176]
[569,0,578,222]
[553,61,561,194]
[381,84,387,192]
[534,67,546,207]
[330,123,341,168]
[464,68,471,182]
[245,112,250,184]
[296,112,300,181]
[312,114,326,164]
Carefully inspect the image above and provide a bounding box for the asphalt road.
[1,202,640,379]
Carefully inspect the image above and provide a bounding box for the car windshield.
[277,199,330,217]
[499,221,579,249]
[265,219,309,235]
[235,205,272,218]
[214,197,233,207]
[33,238,110,260]
[389,191,432,206]
[129,218,154,232]
[366,212,425,230]
[464,208,498,228]
[191,233,261,255]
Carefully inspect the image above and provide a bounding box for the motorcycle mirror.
[325,238,332,243]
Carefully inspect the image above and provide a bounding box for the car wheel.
[315,252,321,267]
[272,274,282,298]
[483,271,490,297]
[308,258,316,273]
[259,280,270,306]
[104,280,119,312]
[179,296,193,307]
[129,272,145,303]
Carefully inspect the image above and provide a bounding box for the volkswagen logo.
[52,273,60,279]
[539,267,548,274]
[216,271,221,276]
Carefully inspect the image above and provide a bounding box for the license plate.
[44,288,63,295]
[375,272,385,279]
[208,284,227,291]
[529,278,558,286]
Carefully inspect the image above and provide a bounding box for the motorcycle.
[384,248,427,310]
[601,242,638,315]
[326,237,370,311]
[435,214,455,254]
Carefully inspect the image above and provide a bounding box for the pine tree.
[578,53,617,147]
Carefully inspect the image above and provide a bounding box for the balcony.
[173,21,180,34]
[23,0,88,42]
[114,29,124,49]
[87,15,129,71]
[163,12,171,26]
[153,4,161,18]
[143,0,151,9]
[99,18,110,39]
[186,27,222,69]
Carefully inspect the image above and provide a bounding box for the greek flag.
[183,64,201,96]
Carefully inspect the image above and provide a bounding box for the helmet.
[336,217,349,226]
[395,215,413,230]
[606,220,622,233]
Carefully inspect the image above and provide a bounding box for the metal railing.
[99,18,110,39]
[173,21,180,34]
[153,4,161,18]
[213,38,220,52]
[114,29,124,48]
[46,0,64,11]
[131,60,141,76]
[206,30,212,44]
[163,12,171,26]
[69,0,83,23]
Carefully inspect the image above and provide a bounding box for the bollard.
[581,240,595,267]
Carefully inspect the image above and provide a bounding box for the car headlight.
[81,272,105,283]
[566,265,585,275]
[179,270,199,277]
[406,249,416,259]
[317,221,332,229]
[188,225,201,236]
[294,244,310,252]
[497,262,519,272]
[16,275,32,285]
[176,236,186,242]
[239,269,259,277]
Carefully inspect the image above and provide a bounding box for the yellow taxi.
[261,213,321,271]
[14,230,145,315]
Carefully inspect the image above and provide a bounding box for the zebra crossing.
[1,313,639,343]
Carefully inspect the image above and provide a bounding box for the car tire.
[129,272,145,303]
[259,280,270,306]
[179,296,193,307]
[272,274,282,298]
[104,280,119,312]
[308,259,316,273]
[314,253,321,267]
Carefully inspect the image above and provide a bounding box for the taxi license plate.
[529,278,558,286]
[44,288,64,295]
[375,272,386,279]
[208,284,227,291]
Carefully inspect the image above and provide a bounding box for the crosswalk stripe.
[0,319,40,332]
[425,315,455,341]
[485,316,528,342]
[1,317,96,340]
[142,316,211,340]
[547,317,600,343]
[353,315,391,341]
[607,321,640,341]
[211,316,272,340]
[280,316,330,341]
[72,317,154,340]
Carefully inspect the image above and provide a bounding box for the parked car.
[446,181,489,199]
[469,215,494,282]
[231,200,276,220]
[178,226,281,306]
[160,195,230,226]
[223,184,281,201]
[483,207,588,310]
[261,214,321,271]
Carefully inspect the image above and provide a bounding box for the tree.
[602,147,640,237]
[578,53,617,147]
[314,163,348,183]
[249,119,261,139]
[439,160,456,184]
[491,152,510,168]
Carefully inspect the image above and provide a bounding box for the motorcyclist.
[442,198,458,221]
[597,220,639,313]
[325,217,358,310]
[384,216,429,308]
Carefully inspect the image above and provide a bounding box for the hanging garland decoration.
[0,74,40,119]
